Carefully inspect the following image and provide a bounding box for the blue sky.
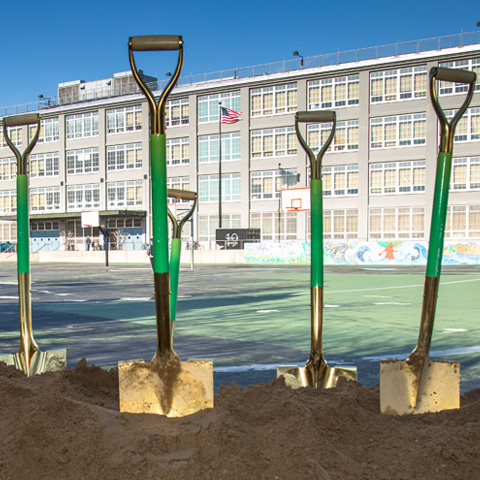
[0,0,479,109]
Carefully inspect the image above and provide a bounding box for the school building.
[0,31,479,252]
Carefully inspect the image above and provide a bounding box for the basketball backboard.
[280,187,311,212]
[81,210,99,228]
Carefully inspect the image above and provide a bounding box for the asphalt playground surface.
[0,260,480,392]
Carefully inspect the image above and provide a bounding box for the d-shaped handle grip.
[167,188,197,201]
[129,35,182,51]
[431,67,476,84]
[3,113,40,127]
[296,111,335,123]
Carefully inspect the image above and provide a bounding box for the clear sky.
[0,0,479,109]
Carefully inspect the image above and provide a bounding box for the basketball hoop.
[280,187,311,213]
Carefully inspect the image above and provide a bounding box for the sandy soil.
[1,359,479,480]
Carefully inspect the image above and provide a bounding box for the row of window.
[2,112,477,182]
[1,106,478,167]
[197,204,480,242]
[0,156,478,214]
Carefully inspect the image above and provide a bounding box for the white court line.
[363,345,480,361]
[120,297,152,302]
[0,296,18,299]
[328,277,480,294]
[374,302,411,305]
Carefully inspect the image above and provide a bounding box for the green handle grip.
[296,111,335,123]
[3,114,39,127]
[310,179,323,287]
[169,238,182,322]
[129,35,182,51]
[151,134,169,273]
[426,152,452,278]
[17,175,30,274]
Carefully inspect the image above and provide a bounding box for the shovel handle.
[295,110,336,179]
[3,113,40,127]
[431,67,476,84]
[129,35,183,51]
[296,111,335,123]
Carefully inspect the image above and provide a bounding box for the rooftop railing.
[1,30,479,116]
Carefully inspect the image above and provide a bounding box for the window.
[370,114,426,149]
[67,184,100,210]
[369,207,425,240]
[322,165,358,196]
[198,214,241,242]
[251,83,297,117]
[166,137,190,166]
[251,169,298,200]
[30,153,59,178]
[451,157,480,191]
[198,91,241,123]
[0,158,16,181]
[198,173,241,202]
[107,180,143,208]
[370,67,427,103]
[1,126,22,147]
[445,205,480,238]
[321,209,358,240]
[107,218,142,229]
[198,132,240,163]
[369,161,426,195]
[307,120,359,152]
[31,221,59,231]
[250,211,297,241]
[0,191,16,213]
[29,117,59,143]
[106,105,142,134]
[444,108,480,142]
[166,98,189,126]
[251,127,296,158]
[107,143,142,171]
[66,112,99,139]
[308,76,359,110]
[167,177,190,202]
[439,58,480,94]
[30,187,60,212]
[67,148,99,175]
[0,221,16,242]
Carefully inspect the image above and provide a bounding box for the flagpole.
[218,101,222,229]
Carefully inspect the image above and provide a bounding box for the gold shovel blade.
[0,349,66,376]
[277,364,357,389]
[118,355,213,417]
[380,358,460,415]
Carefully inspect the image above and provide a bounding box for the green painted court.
[0,262,479,391]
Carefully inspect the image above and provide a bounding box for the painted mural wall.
[244,241,480,265]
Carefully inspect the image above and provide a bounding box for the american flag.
[221,107,241,124]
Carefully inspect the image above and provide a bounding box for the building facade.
[0,34,479,251]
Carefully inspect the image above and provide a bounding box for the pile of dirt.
[1,359,479,479]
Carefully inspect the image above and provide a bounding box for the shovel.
[278,111,357,388]
[0,114,66,376]
[380,67,476,415]
[167,187,197,341]
[118,35,213,417]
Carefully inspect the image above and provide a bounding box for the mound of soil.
[1,359,479,479]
